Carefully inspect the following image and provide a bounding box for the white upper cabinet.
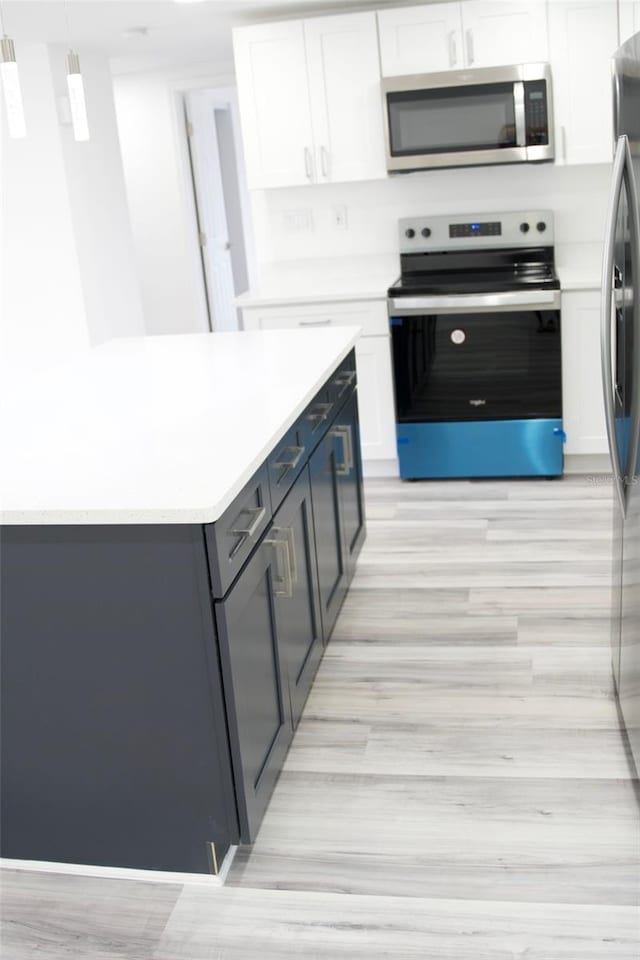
[548,1,618,165]
[378,3,465,75]
[378,1,548,77]
[233,12,385,189]
[304,13,386,185]
[461,1,548,68]
[619,1,640,42]
[233,21,313,189]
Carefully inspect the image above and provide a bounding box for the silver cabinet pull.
[304,147,313,181]
[266,536,293,598]
[333,370,356,396]
[560,125,568,163]
[229,505,266,554]
[283,526,297,584]
[320,145,329,179]
[448,30,457,67]
[601,134,640,518]
[306,401,334,432]
[466,28,474,65]
[331,425,353,476]
[299,317,332,326]
[273,445,305,485]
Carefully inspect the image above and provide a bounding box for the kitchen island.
[0,328,365,877]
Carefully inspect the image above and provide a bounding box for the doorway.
[184,88,252,332]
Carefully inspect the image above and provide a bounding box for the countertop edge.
[0,329,361,527]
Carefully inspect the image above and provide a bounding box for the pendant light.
[64,1,89,141]
[66,50,89,141]
[0,0,26,139]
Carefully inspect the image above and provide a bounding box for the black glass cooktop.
[389,246,560,297]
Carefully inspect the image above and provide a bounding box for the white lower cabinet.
[241,299,397,467]
[561,290,608,455]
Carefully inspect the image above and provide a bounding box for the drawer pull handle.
[306,402,333,431]
[229,505,266,547]
[331,425,353,476]
[333,370,356,395]
[299,318,332,326]
[273,445,305,484]
[266,536,293,598]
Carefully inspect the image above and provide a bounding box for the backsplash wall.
[250,162,611,275]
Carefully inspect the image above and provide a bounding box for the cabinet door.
[619,1,640,43]
[461,1,548,68]
[378,3,464,76]
[561,291,608,455]
[272,468,323,729]
[309,425,348,639]
[304,12,386,183]
[355,337,398,463]
[215,542,292,842]
[232,22,314,189]
[549,1,618,165]
[333,390,366,580]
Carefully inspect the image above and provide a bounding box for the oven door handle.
[387,289,561,316]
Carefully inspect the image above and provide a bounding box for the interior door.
[184,91,237,332]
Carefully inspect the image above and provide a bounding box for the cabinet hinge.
[207,841,219,875]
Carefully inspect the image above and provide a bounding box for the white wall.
[1,44,89,355]
[1,44,145,355]
[112,70,210,336]
[250,162,611,277]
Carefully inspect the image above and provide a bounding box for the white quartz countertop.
[0,328,360,525]
[235,255,399,308]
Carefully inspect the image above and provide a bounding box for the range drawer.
[206,465,272,597]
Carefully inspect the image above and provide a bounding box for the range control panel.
[399,210,554,253]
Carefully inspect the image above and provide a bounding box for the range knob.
[421,227,432,238]
[537,221,547,232]
[405,228,416,239]
[520,222,530,233]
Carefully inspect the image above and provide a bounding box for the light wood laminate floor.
[3,477,639,958]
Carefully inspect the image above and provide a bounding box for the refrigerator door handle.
[601,135,637,517]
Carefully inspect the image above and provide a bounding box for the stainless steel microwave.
[383,63,554,173]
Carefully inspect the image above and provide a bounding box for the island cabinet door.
[272,467,323,729]
[333,388,366,581]
[215,543,292,843]
[309,419,349,640]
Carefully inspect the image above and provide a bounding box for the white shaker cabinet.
[232,21,313,189]
[233,12,385,189]
[548,1,618,165]
[378,1,547,76]
[619,1,640,42]
[240,299,397,466]
[561,290,608,455]
[461,1,548,68]
[378,3,465,75]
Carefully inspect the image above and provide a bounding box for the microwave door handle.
[601,135,630,517]
[514,82,526,147]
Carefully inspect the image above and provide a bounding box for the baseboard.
[362,458,399,478]
[0,844,238,886]
[564,454,611,474]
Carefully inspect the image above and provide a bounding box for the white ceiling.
[1,0,417,72]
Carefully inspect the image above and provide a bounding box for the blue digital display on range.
[449,221,502,238]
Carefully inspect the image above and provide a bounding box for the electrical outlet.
[283,209,313,232]
[333,205,348,230]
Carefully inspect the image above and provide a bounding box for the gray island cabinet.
[0,333,364,876]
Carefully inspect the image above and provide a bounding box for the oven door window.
[391,311,562,422]
[387,82,517,157]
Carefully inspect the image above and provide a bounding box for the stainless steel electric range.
[388,210,563,479]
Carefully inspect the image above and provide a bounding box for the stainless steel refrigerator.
[602,32,640,774]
